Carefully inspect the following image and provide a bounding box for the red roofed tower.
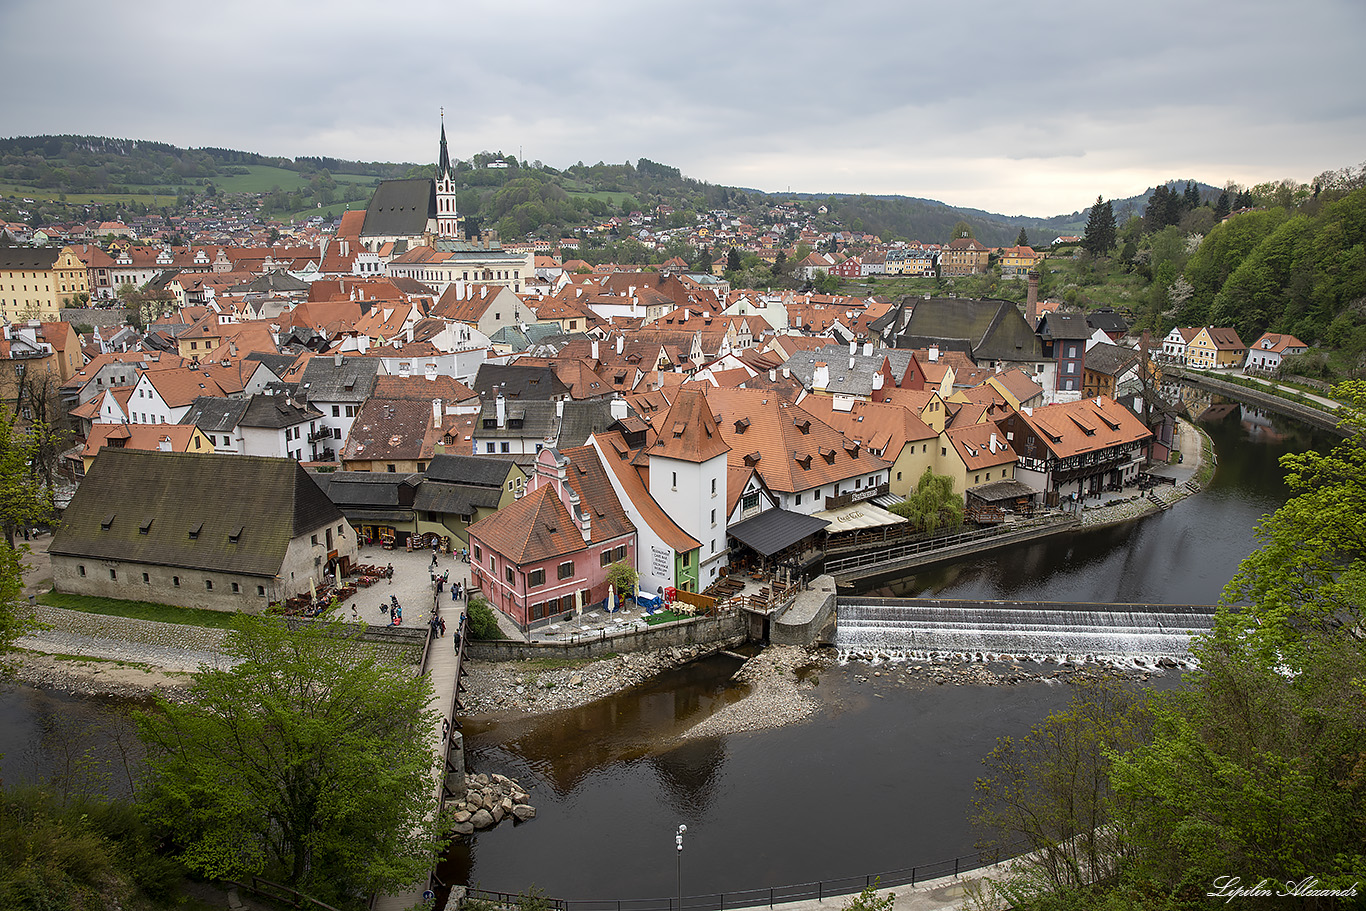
[646,387,732,589]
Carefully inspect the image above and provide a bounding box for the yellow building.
[53,246,90,305]
[1186,327,1246,369]
[0,247,59,322]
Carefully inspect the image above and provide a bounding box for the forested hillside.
[1174,185,1366,373]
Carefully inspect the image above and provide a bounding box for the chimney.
[769,368,776,381]
[616,335,624,354]
[334,351,343,367]
[849,340,857,356]
[928,345,939,362]
[990,432,999,452]
[556,398,564,419]
[1027,270,1039,326]
[158,435,172,452]
[496,392,506,427]
[432,398,443,424]
[782,366,790,378]
[813,361,829,391]
[862,342,873,357]
[592,339,599,360]
[872,372,884,391]
[610,395,627,421]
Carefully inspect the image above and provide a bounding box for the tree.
[1213,189,1231,221]
[695,245,713,273]
[726,247,742,273]
[889,468,964,534]
[135,617,446,905]
[0,405,54,549]
[1081,196,1116,256]
[466,595,503,640]
[1015,228,1029,247]
[1219,380,1366,668]
[604,560,639,606]
[949,220,975,242]
[972,675,1151,897]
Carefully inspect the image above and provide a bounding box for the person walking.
[438,616,446,637]
[387,562,393,584]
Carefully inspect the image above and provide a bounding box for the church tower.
[435,113,459,238]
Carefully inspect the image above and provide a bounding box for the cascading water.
[835,597,1216,664]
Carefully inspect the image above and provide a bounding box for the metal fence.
[466,843,1022,911]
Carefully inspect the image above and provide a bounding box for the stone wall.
[60,308,128,328]
[465,610,747,661]
[51,554,274,612]
[771,575,838,646]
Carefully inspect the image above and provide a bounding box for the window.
[257,585,266,596]
[78,565,85,576]
[173,576,180,587]
[386,464,396,473]
[941,447,947,456]
[711,478,717,496]
[710,509,716,526]
[711,539,716,553]
[681,551,691,567]
[143,572,149,583]
[205,580,213,590]
[333,428,341,439]
[529,568,545,587]
[897,471,902,481]
[345,405,356,417]
[601,551,613,567]
[614,545,627,561]
[795,493,802,505]
[672,471,677,489]
[311,535,319,545]
[500,442,510,453]
[558,561,574,579]
[486,442,496,453]
[332,405,340,417]
[232,582,240,593]
[109,569,117,580]
[505,566,514,584]
[473,545,481,561]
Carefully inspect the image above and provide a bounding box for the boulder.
[512,804,537,821]
[500,797,514,814]
[453,821,475,836]
[453,809,472,824]
[470,809,494,829]
[491,805,505,824]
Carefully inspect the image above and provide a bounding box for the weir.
[836,596,1217,661]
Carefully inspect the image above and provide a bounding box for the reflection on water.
[0,684,147,800]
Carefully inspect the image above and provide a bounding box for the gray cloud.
[1,0,1363,216]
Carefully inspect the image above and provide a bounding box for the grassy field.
[1,166,377,205]
[567,189,634,207]
[212,165,375,194]
[39,591,241,629]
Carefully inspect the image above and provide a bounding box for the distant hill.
[0,133,1227,246]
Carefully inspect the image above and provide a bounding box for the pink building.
[467,446,636,632]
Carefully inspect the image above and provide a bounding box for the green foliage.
[1081,196,1116,256]
[0,788,184,910]
[889,468,964,534]
[466,595,503,640]
[1218,380,1366,668]
[840,879,894,911]
[0,404,55,550]
[1108,629,1366,902]
[135,616,445,905]
[973,676,1151,895]
[604,560,639,595]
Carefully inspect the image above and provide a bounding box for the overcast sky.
[3,0,1363,217]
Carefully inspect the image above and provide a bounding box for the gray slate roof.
[182,396,251,433]
[895,298,1042,362]
[361,178,436,238]
[423,454,518,487]
[1037,311,1093,341]
[49,449,342,577]
[782,344,916,397]
[476,399,621,449]
[298,356,380,404]
[312,471,420,508]
[229,270,310,294]
[727,507,829,557]
[474,363,571,402]
[1083,342,1140,377]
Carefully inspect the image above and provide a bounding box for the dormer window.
[188,523,202,540]
[100,513,116,530]
[734,417,750,434]
[228,526,244,544]
[139,518,153,535]
[818,446,836,464]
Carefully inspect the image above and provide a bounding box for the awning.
[727,508,829,557]
[872,492,906,509]
[813,501,908,531]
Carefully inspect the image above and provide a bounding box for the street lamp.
[675,824,687,911]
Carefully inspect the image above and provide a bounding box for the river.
[0,400,1339,901]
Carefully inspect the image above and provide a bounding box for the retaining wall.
[771,575,838,646]
[465,610,747,661]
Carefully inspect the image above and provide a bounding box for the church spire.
[438,109,451,179]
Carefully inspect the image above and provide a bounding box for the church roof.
[361,178,436,239]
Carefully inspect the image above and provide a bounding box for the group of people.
[382,594,402,625]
